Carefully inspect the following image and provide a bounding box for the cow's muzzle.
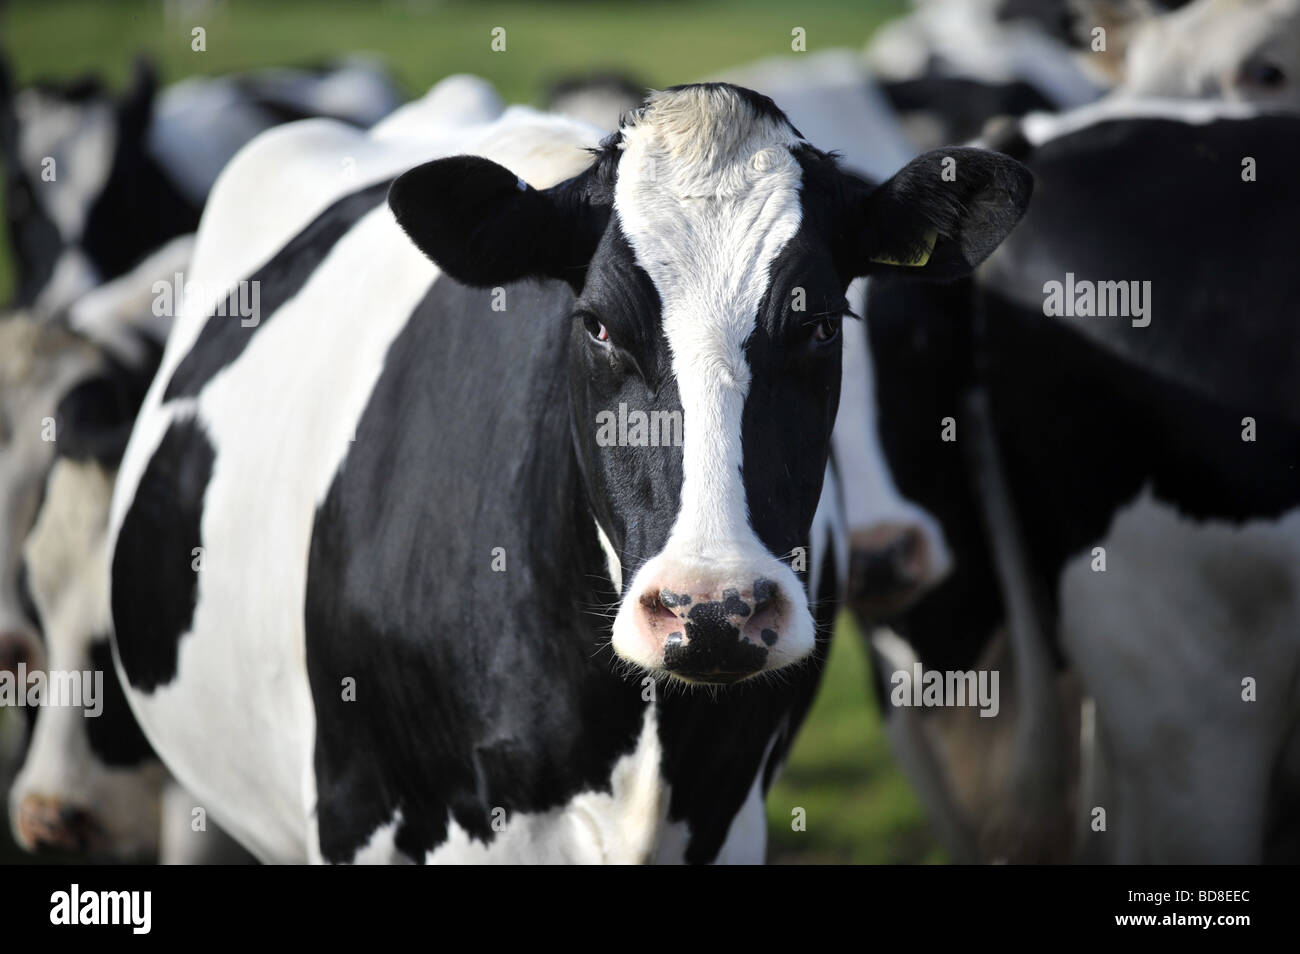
[612,551,815,684]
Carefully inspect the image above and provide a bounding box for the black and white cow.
[0,311,143,845]
[106,82,1029,863]
[866,0,1105,149]
[7,342,250,863]
[1077,0,1300,106]
[9,361,163,858]
[854,99,1300,863]
[0,54,403,317]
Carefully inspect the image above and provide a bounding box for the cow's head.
[9,373,161,860]
[390,84,1030,685]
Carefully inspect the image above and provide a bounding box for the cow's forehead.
[607,86,812,550]
[611,85,807,364]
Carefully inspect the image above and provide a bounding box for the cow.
[852,98,1300,862]
[7,347,248,862]
[105,81,1030,863]
[0,54,403,318]
[866,0,1105,149]
[1078,0,1300,107]
[10,396,164,858]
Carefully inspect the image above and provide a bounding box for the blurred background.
[0,0,934,865]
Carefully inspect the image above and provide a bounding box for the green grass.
[768,616,941,864]
[0,0,936,864]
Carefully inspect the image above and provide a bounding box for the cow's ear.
[849,148,1032,281]
[388,155,605,290]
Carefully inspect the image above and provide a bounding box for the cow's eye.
[581,313,611,344]
[809,317,839,345]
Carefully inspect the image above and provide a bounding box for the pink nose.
[634,575,793,684]
[14,794,104,854]
[847,523,933,617]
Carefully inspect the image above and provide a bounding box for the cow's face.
[0,315,105,681]
[390,83,1032,685]
[10,457,163,860]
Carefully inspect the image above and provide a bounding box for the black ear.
[851,147,1033,281]
[388,155,605,290]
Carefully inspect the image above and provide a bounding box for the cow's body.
[857,100,1300,862]
[107,79,1028,863]
[109,106,836,864]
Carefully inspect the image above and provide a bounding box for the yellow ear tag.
[870,228,938,267]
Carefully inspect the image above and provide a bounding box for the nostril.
[751,578,778,615]
[658,588,692,613]
[849,525,930,596]
[642,590,682,624]
[58,805,97,836]
[17,796,99,853]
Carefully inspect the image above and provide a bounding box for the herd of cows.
[0,0,1298,864]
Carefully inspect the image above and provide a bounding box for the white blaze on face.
[609,87,816,675]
